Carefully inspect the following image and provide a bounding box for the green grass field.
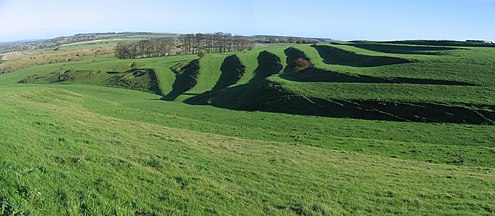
[1,41,494,215]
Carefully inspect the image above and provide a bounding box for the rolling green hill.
[1,41,494,215]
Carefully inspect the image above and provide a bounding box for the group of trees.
[115,33,255,59]
[115,38,175,59]
[177,33,254,55]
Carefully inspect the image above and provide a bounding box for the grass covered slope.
[18,68,161,94]
[178,43,495,124]
[11,42,495,124]
[1,41,495,214]
[0,85,494,215]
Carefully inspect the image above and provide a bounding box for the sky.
[0,0,494,42]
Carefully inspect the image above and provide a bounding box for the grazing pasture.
[1,40,494,215]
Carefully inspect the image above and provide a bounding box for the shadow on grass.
[162,60,200,101]
[347,43,458,55]
[312,44,412,67]
[106,68,162,95]
[186,77,494,125]
[282,47,476,86]
[212,55,246,91]
[252,51,284,81]
[183,47,487,124]
[184,51,283,106]
[239,92,495,125]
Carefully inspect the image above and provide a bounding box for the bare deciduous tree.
[116,33,254,59]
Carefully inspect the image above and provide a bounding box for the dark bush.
[293,58,311,71]
[131,62,140,69]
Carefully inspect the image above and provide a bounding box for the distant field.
[0,46,115,74]
[0,33,179,54]
[59,39,126,49]
[0,39,494,215]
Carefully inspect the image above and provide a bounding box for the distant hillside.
[364,40,495,47]
[0,32,177,53]
[0,32,335,54]
[251,35,334,43]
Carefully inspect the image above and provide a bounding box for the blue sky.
[0,0,494,42]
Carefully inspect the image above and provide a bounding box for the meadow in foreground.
[0,40,494,215]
